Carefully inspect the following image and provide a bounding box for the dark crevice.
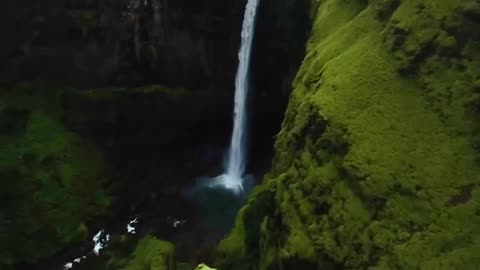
[374,0,401,21]
[248,0,313,178]
[398,40,437,76]
[448,184,476,206]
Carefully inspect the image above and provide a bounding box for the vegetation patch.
[0,84,110,268]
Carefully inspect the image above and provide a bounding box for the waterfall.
[209,0,260,194]
[225,0,260,187]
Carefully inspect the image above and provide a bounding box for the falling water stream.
[209,0,260,194]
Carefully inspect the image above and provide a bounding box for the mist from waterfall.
[208,0,260,195]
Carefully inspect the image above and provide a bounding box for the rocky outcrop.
[217,0,480,269]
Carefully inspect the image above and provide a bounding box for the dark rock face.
[0,0,310,93]
[0,0,245,89]
[248,0,312,176]
[252,0,311,98]
[0,0,312,179]
[62,86,233,193]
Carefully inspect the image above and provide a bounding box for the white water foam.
[92,230,110,255]
[127,217,139,234]
[63,229,110,269]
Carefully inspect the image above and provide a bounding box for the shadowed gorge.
[2,0,480,270]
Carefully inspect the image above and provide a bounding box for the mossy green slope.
[101,235,198,270]
[217,0,480,269]
[118,236,176,270]
[0,84,110,268]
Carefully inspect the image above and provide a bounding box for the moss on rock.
[100,235,194,270]
[215,185,275,269]
[194,263,217,270]
[218,0,480,269]
[119,236,175,270]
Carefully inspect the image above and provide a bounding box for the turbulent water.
[209,0,260,194]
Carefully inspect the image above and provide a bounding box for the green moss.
[194,263,217,270]
[0,84,110,268]
[101,235,189,270]
[219,0,480,269]
[120,236,175,270]
[215,185,275,269]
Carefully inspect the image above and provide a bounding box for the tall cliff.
[0,0,308,95]
[0,0,310,268]
[216,0,480,269]
[0,0,244,89]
